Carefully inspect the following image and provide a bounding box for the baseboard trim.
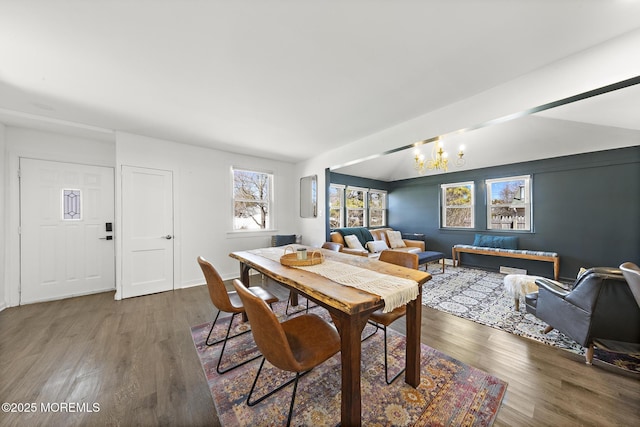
[19,287,116,306]
[180,280,206,289]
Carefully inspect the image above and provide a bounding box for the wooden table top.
[230,246,431,315]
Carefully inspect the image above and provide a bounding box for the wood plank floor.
[1,276,638,426]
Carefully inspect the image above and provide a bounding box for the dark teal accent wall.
[332,146,640,280]
[330,172,391,191]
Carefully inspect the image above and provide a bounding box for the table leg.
[239,263,250,285]
[239,263,252,322]
[289,291,299,306]
[330,311,370,427]
[405,285,422,387]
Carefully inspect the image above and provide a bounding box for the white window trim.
[329,184,346,228]
[485,174,532,231]
[441,181,475,229]
[368,189,387,228]
[330,185,388,229]
[230,166,275,233]
[345,186,368,228]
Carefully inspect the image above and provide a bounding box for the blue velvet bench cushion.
[417,251,445,273]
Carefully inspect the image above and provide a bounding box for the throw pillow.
[344,234,365,251]
[366,240,389,253]
[337,227,373,247]
[501,236,518,249]
[492,236,518,249]
[386,230,406,249]
[473,234,518,249]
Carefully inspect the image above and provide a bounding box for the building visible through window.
[486,175,532,230]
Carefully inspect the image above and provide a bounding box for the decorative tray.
[280,247,324,266]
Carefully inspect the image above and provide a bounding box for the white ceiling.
[1,1,640,164]
[335,81,640,181]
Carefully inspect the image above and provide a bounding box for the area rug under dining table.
[190,300,507,426]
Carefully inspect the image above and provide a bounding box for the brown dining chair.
[232,279,341,427]
[197,256,279,374]
[321,241,343,252]
[366,250,419,384]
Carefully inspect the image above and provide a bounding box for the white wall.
[115,132,297,299]
[2,127,296,306]
[295,28,640,245]
[0,124,6,311]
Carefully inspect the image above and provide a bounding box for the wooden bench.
[452,244,560,280]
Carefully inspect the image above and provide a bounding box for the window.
[345,187,366,227]
[329,184,345,228]
[232,168,273,230]
[441,182,474,228]
[62,189,82,220]
[486,175,532,231]
[368,190,387,227]
[329,185,387,229]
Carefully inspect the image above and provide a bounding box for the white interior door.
[20,158,115,304]
[121,166,174,298]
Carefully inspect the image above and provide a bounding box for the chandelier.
[414,138,465,174]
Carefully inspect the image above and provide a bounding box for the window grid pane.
[346,209,365,227]
[441,182,474,228]
[233,169,273,230]
[486,175,531,231]
[368,190,387,227]
[329,185,386,229]
[346,188,366,227]
[329,185,344,228]
[63,189,82,220]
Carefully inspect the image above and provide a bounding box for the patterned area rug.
[422,266,640,373]
[190,301,507,426]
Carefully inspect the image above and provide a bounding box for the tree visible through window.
[441,182,474,228]
[346,187,366,227]
[232,168,273,230]
[329,184,344,229]
[368,190,387,227]
[330,185,387,228]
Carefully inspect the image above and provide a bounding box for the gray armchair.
[525,267,640,364]
[620,262,640,306]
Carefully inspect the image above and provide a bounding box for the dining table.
[229,245,431,426]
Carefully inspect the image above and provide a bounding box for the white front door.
[20,158,115,304]
[121,166,174,298]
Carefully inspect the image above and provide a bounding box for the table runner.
[248,247,418,312]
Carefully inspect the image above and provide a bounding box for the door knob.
[163,235,173,240]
